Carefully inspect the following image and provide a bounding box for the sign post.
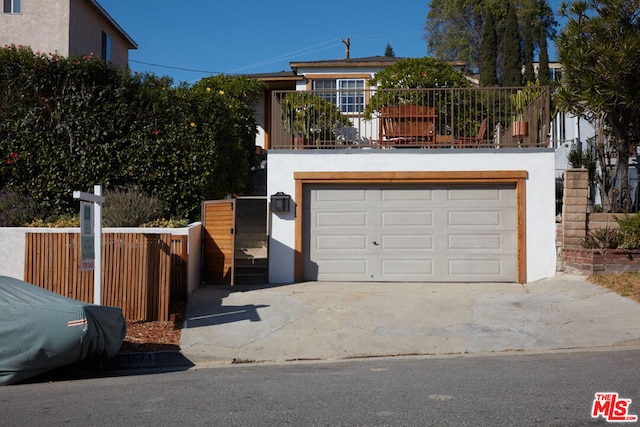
[73,185,104,305]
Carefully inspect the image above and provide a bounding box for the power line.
[129,60,223,75]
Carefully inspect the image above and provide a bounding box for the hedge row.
[0,45,266,221]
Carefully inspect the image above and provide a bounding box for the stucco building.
[1,0,136,68]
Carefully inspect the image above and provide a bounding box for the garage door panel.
[316,211,367,227]
[382,259,434,275]
[449,234,502,250]
[381,188,433,202]
[381,211,432,226]
[448,210,502,227]
[316,235,367,250]
[315,188,367,202]
[449,259,512,276]
[382,234,432,250]
[447,187,515,202]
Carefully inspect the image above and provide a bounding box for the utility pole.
[341,37,350,59]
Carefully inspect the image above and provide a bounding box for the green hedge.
[0,45,266,221]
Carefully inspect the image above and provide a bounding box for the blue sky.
[99,0,564,85]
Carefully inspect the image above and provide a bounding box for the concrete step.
[235,247,268,260]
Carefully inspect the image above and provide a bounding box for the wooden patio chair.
[455,118,488,148]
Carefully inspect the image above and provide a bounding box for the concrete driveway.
[179,274,640,365]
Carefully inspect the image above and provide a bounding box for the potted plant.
[510,84,541,137]
[281,92,351,147]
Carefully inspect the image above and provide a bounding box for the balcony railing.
[270,86,551,150]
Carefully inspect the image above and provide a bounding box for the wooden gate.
[202,200,235,285]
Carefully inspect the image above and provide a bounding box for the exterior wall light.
[270,192,291,213]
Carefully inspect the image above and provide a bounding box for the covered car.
[0,275,126,385]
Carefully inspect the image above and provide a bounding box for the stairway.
[234,198,268,285]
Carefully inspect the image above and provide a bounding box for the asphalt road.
[1,348,639,426]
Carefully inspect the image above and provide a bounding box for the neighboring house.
[248,56,557,285]
[0,0,137,68]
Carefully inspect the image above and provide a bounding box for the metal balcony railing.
[270,86,551,150]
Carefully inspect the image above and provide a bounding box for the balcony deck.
[270,86,551,150]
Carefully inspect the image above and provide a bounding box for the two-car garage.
[303,183,517,282]
[291,171,529,284]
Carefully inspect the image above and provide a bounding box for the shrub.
[0,46,266,221]
[581,226,619,249]
[0,191,41,226]
[140,218,189,228]
[26,215,80,228]
[616,214,640,249]
[102,189,163,227]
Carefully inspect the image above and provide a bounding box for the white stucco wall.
[267,149,557,284]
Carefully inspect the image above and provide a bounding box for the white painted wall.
[267,149,557,284]
[0,223,202,294]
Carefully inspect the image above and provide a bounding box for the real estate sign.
[80,201,95,271]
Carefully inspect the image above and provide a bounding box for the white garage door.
[303,184,517,282]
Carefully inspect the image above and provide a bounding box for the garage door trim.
[293,171,527,283]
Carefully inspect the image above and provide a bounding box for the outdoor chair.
[455,118,488,148]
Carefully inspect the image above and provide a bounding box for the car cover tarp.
[0,275,126,385]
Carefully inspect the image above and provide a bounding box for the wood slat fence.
[24,232,188,321]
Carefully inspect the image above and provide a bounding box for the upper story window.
[3,0,21,14]
[101,31,112,61]
[312,78,366,114]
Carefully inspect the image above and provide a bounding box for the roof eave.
[88,0,138,50]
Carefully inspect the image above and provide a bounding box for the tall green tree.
[555,0,640,212]
[502,2,523,86]
[523,5,536,83]
[384,43,396,57]
[537,20,550,86]
[424,0,485,70]
[424,0,556,80]
[480,9,499,86]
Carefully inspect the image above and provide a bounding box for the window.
[338,79,365,113]
[101,31,112,61]
[312,78,365,114]
[3,0,21,14]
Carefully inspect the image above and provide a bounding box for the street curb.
[110,351,194,371]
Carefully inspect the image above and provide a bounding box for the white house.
[248,56,557,285]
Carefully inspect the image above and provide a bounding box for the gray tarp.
[0,275,126,385]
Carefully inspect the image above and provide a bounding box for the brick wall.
[564,248,640,274]
[562,169,589,248]
[560,170,639,274]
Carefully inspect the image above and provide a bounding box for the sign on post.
[73,186,104,305]
[80,201,95,271]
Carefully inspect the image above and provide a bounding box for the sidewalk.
[178,274,640,365]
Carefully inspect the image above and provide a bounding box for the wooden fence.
[24,232,188,321]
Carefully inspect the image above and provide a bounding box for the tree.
[502,2,523,86]
[424,0,556,80]
[537,20,550,86]
[555,0,640,212]
[424,0,485,70]
[384,43,396,57]
[523,5,536,84]
[480,9,498,86]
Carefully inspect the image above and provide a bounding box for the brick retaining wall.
[560,169,639,275]
[564,248,640,275]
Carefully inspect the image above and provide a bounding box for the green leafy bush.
[26,215,80,228]
[102,189,163,227]
[616,214,640,249]
[0,191,41,226]
[0,45,266,222]
[140,218,189,228]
